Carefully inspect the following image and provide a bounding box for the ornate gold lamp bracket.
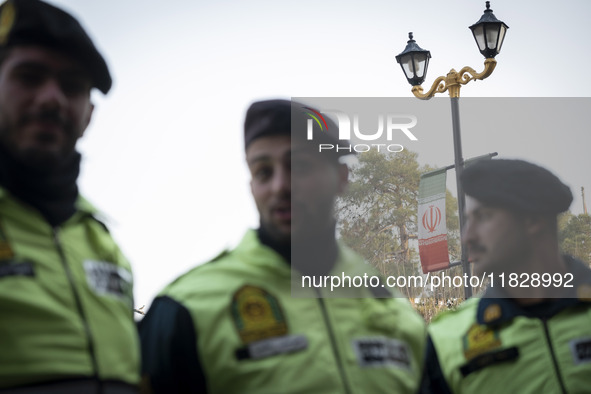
[411,58,497,100]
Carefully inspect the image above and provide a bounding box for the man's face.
[246,134,347,244]
[463,196,530,276]
[0,46,94,169]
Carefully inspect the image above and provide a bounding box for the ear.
[336,163,349,195]
[524,215,550,237]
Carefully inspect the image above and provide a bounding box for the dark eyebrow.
[468,205,493,217]
[247,150,293,166]
[290,148,313,160]
[290,146,309,155]
[247,155,272,166]
[11,61,48,71]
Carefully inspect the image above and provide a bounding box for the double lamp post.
[395,1,508,298]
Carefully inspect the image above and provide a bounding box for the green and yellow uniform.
[0,187,140,392]
[140,230,426,394]
[421,256,591,394]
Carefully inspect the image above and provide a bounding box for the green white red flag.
[418,169,450,273]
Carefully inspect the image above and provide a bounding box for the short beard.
[18,147,67,173]
[0,138,71,174]
[0,121,75,174]
[261,220,291,246]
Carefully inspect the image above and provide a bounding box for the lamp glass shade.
[469,2,508,58]
[497,24,507,52]
[400,54,414,80]
[486,26,499,51]
[396,33,431,86]
[472,24,485,52]
[413,52,429,79]
[400,53,428,80]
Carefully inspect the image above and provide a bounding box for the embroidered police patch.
[570,337,591,365]
[352,338,411,369]
[0,242,12,261]
[84,260,132,300]
[577,285,591,302]
[0,223,14,261]
[483,304,502,323]
[0,0,16,45]
[231,285,288,344]
[463,324,502,360]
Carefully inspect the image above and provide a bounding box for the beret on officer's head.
[461,159,573,214]
[0,0,112,94]
[244,99,352,158]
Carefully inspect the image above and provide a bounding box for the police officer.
[0,0,139,392]
[139,99,426,393]
[420,159,591,393]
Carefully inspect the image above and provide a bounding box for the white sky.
[45,0,591,306]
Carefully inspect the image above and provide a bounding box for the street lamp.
[396,1,508,298]
[469,1,509,59]
[395,33,431,87]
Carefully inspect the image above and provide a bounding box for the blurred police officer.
[139,99,426,393]
[421,159,591,393]
[0,0,139,392]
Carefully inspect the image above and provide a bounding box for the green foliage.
[412,297,461,323]
[445,190,461,262]
[559,212,591,264]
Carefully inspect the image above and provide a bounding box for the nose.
[271,166,290,195]
[35,78,67,112]
[462,217,476,245]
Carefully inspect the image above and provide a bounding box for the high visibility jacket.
[422,256,591,394]
[140,230,426,394]
[0,187,140,391]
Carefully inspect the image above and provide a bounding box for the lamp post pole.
[450,97,471,297]
[396,1,508,299]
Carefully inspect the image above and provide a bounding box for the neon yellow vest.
[0,188,140,389]
[162,230,426,394]
[429,293,591,394]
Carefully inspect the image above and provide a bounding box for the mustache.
[271,191,291,203]
[466,242,486,253]
[21,110,67,127]
[271,198,291,208]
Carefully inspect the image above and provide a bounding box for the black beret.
[244,99,352,157]
[461,159,573,214]
[0,0,112,94]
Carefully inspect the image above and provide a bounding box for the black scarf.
[0,145,80,226]
[257,221,339,276]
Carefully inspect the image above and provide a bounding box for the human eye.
[252,164,273,182]
[291,160,313,176]
[473,208,494,222]
[290,154,316,176]
[60,74,91,97]
[12,67,45,88]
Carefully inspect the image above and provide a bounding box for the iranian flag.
[418,169,450,273]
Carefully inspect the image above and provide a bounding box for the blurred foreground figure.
[0,0,139,392]
[139,99,426,393]
[421,159,591,394]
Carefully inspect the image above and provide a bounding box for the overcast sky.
[46,0,591,306]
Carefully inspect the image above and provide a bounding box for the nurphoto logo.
[305,109,418,153]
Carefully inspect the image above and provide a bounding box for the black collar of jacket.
[476,256,591,326]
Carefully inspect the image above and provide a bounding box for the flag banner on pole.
[418,168,450,273]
